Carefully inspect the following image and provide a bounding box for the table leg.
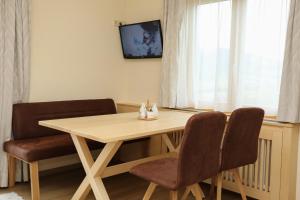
[71,135,123,200]
[162,134,177,152]
[72,178,91,200]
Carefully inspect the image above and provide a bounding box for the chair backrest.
[177,112,227,188]
[12,99,117,140]
[220,108,265,171]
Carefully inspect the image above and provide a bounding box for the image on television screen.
[119,20,163,59]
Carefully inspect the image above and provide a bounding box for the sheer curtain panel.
[233,0,289,115]
[161,0,190,108]
[161,0,290,115]
[0,0,30,187]
[278,0,300,123]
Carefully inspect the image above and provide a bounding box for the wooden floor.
[0,169,256,200]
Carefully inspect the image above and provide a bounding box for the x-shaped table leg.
[162,134,179,152]
[70,135,123,200]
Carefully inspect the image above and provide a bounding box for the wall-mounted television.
[119,20,163,59]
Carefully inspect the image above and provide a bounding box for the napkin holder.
[138,102,159,121]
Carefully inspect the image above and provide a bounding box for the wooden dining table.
[39,111,196,200]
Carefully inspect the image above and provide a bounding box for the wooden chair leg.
[232,169,247,200]
[170,190,178,200]
[181,186,191,200]
[7,154,16,188]
[143,182,157,200]
[191,184,204,200]
[217,173,223,200]
[30,162,40,200]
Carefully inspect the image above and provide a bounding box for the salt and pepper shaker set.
[139,100,159,120]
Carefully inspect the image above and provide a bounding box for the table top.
[39,111,194,143]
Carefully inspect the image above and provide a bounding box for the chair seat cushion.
[130,157,179,190]
[3,134,104,162]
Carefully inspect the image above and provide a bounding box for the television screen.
[119,20,163,59]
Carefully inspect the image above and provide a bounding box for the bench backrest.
[12,99,117,140]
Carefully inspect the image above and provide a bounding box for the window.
[193,0,290,115]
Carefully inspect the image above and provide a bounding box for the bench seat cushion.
[4,134,104,162]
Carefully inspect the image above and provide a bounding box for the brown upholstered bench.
[3,99,136,200]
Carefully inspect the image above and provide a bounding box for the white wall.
[30,0,126,102]
[120,0,163,104]
[30,0,163,104]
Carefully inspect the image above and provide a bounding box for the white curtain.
[161,0,191,108]
[233,0,290,115]
[0,0,30,187]
[277,0,300,123]
[161,0,290,115]
[193,0,232,111]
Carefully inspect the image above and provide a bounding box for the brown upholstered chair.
[130,112,227,200]
[216,108,264,200]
